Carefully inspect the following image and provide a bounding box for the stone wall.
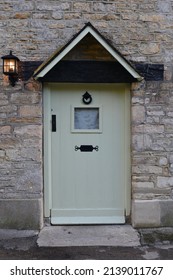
[0,0,173,228]
[0,79,43,229]
[0,0,173,63]
[131,80,173,227]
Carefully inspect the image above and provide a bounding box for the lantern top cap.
[1,50,20,61]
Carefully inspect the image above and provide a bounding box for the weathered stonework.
[0,79,43,229]
[0,0,173,229]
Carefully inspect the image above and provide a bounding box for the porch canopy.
[33,22,142,83]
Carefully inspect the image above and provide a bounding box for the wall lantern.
[1,50,20,86]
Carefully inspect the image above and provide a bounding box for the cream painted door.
[50,83,127,224]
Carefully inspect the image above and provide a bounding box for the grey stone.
[133,182,154,188]
[160,200,173,226]
[139,227,173,245]
[132,105,145,123]
[132,200,161,228]
[37,225,140,247]
[0,199,43,229]
[157,176,173,188]
[0,229,38,240]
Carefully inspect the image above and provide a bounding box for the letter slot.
[75,145,99,152]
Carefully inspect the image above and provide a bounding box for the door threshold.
[37,225,140,247]
[51,216,125,225]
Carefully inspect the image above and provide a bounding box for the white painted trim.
[124,85,131,216]
[43,84,52,217]
[35,25,142,81]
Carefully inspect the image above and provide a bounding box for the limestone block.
[0,100,8,105]
[157,176,173,188]
[158,1,171,13]
[146,116,160,123]
[93,3,106,12]
[15,165,42,193]
[133,124,164,134]
[0,126,11,134]
[0,113,7,119]
[132,134,152,151]
[167,112,173,117]
[0,136,20,149]
[133,182,154,189]
[138,3,155,11]
[36,4,58,11]
[139,14,164,23]
[159,157,168,166]
[164,66,173,81]
[6,145,41,162]
[132,105,145,123]
[160,200,173,226]
[106,4,117,12]
[0,105,17,113]
[14,13,31,19]
[33,13,51,19]
[121,12,138,21]
[64,13,82,20]
[73,2,91,12]
[0,199,43,229]
[10,92,40,104]
[131,97,144,104]
[140,43,160,55]
[0,150,5,158]
[169,154,173,163]
[14,125,42,138]
[160,83,173,90]
[132,200,160,228]
[133,165,162,174]
[144,125,164,134]
[24,79,42,92]
[52,11,63,20]
[19,105,42,117]
[13,2,34,11]
[147,109,165,116]
[162,118,173,125]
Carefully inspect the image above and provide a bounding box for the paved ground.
[0,226,173,260]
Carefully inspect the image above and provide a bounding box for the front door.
[48,83,129,224]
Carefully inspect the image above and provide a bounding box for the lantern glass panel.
[4,58,17,74]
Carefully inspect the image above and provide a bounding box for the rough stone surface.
[132,200,161,228]
[160,200,173,226]
[37,225,140,247]
[0,199,43,229]
[139,227,173,245]
[0,0,173,229]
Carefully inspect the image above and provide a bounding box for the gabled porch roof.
[33,22,142,82]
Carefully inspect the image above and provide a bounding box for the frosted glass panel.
[74,108,99,129]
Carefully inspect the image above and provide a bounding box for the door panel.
[50,84,126,224]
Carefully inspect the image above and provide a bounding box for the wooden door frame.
[43,82,131,220]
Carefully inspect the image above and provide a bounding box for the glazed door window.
[71,106,102,133]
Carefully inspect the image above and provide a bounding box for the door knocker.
[82,91,92,105]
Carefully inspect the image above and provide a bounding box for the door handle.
[75,145,99,152]
[52,115,56,132]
